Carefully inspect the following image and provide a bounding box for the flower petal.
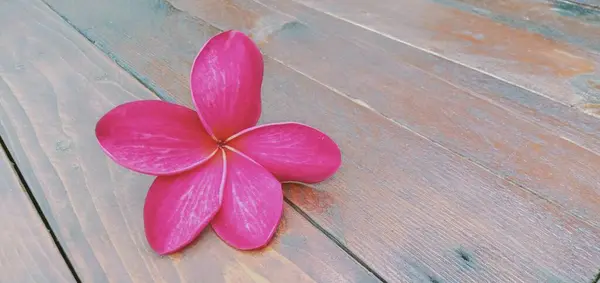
[96,100,218,175]
[227,122,342,183]
[190,30,263,140]
[211,149,283,250]
[144,150,226,255]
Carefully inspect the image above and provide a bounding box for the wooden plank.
[0,148,75,282]
[160,0,600,230]
[0,1,381,282]
[34,0,600,281]
[254,0,600,115]
[432,0,600,55]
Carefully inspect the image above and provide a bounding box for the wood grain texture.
[0,149,75,283]
[35,0,600,281]
[161,0,600,231]
[0,1,380,282]
[434,0,600,54]
[240,0,600,152]
[40,0,600,232]
[264,0,600,115]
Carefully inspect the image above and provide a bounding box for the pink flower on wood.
[95,30,342,254]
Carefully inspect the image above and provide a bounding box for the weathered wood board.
[0,148,75,282]
[39,0,600,230]
[238,0,600,152]
[0,0,381,282]
[31,0,600,281]
[262,0,600,115]
[433,0,600,56]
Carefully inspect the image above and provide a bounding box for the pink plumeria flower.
[95,30,342,255]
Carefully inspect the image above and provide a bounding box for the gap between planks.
[38,1,177,105]
[284,198,388,283]
[554,0,600,10]
[0,135,83,283]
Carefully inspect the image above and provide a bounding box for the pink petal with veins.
[190,30,263,140]
[96,100,218,175]
[212,149,283,250]
[227,122,341,183]
[144,150,226,255]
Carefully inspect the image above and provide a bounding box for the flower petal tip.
[150,242,185,256]
[95,100,218,176]
[144,152,226,255]
[224,237,277,251]
[211,150,283,250]
[213,222,280,251]
[190,30,264,140]
[227,122,343,184]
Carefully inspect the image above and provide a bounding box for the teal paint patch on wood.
[562,0,600,8]
[430,0,600,52]
[571,74,600,104]
[552,0,600,24]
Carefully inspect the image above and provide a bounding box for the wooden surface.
[0,145,75,282]
[434,0,600,54]
[37,0,600,230]
[277,0,600,116]
[2,0,600,281]
[0,0,380,282]
[159,0,600,229]
[29,0,600,282]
